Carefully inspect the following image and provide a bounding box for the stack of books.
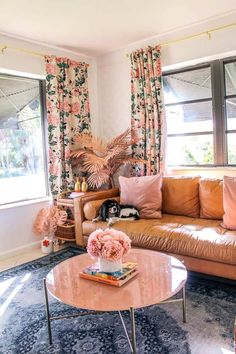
[57,191,85,206]
[79,262,138,287]
[68,191,85,199]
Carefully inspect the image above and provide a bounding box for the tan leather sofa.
[73,177,236,280]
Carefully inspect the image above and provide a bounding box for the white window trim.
[0,196,52,211]
[0,72,49,206]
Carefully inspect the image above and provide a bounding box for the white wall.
[97,14,236,177]
[97,14,236,140]
[0,200,52,258]
[0,34,98,257]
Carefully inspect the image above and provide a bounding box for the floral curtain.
[45,56,91,199]
[130,45,165,175]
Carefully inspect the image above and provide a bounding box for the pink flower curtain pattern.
[45,56,91,199]
[130,45,165,175]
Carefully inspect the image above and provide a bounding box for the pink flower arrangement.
[87,228,131,261]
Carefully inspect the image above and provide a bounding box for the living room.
[0,1,236,353]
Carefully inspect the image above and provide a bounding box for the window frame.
[163,56,236,167]
[0,73,49,206]
[39,79,50,199]
[223,58,236,165]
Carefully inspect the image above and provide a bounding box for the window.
[225,61,236,164]
[163,57,236,167]
[0,74,48,205]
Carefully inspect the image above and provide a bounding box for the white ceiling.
[1,0,236,57]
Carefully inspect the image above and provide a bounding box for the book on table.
[57,192,85,205]
[68,192,85,199]
[79,262,138,286]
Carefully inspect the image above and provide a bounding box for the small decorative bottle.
[75,177,81,192]
[81,177,88,192]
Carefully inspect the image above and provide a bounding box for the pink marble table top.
[46,249,187,312]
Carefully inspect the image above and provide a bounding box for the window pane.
[165,101,213,134]
[224,62,236,96]
[227,133,236,164]
[226,98,236,130]
[163,67,212,104]
[167,134,214,165]
[0,75,47,205]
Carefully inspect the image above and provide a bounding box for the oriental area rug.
[0,246,235,354]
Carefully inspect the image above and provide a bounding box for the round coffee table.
[44,249,187,353]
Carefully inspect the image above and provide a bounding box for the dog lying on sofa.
[92,199,140,226]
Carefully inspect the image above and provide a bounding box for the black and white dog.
[92,199,140,226]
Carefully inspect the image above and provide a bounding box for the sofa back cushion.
[162,176,200,217]
[199,178,224,219]
[119,174,162,219]
[222,175,236,230]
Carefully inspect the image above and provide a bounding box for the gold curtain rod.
[127,21,236,57]
[0,44,89,66]
[0,44,45,57]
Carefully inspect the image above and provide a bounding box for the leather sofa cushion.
[162,176,200,217]
[199,178,224,219]
[119,174,162,219]
[222,176,236,230]
[84,197,120,220]
[82,214,236,265]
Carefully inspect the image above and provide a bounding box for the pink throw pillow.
[222,175,236,230]
[119,174,162,219]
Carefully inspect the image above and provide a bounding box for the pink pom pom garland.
[33,206,67,237]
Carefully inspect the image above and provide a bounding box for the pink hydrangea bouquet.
[87,228,131,261]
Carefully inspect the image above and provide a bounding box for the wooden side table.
[57,189,120,247]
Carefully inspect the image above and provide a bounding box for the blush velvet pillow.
[222,175,236,230]
[119,174,162,219]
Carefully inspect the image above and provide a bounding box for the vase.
[75,177,81,192]
[41,237,53,254]
[98,257,122,273]
[81,177,88,192]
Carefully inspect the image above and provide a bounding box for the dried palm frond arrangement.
[71,128,146,189]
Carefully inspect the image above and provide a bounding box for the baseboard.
[0,241,41,260]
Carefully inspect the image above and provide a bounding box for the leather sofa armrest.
[73,188,120,247]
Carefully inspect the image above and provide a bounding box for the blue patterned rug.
[0,246,235,354]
